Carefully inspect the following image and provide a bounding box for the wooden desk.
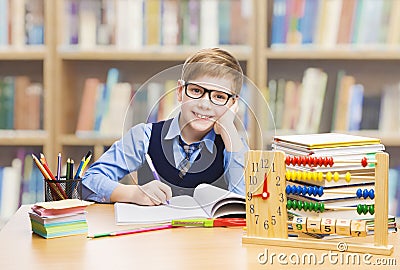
[0,204,398,270]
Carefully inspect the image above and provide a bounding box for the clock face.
[245,150,288,238]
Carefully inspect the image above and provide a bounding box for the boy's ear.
[177,80,184,102]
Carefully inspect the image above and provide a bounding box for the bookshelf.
[258,0,400,167]
[53,0,257,163]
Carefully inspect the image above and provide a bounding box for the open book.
[114,184,245,225]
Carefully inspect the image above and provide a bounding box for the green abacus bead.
[357,204,363,215]
[362,204,369,215]
[293,200,299,210]
[303,201,310,211]
[310,202,316,211]
[320,203,325,212]
[369,205,375,215]
[287,200,293,210]
[298,201,304,210]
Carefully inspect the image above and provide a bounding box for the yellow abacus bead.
[326,171,332,182]
[318,172,324,182]
[333,172,340,182]
[291,170,297,181]
[301,171,307,181]
[307,172,312,181]
[345,172,351,182]
[312,172,318,181]
[285,170,291,180]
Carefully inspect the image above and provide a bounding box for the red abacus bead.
[361,157,368,167]
[301,156,307,166]
[313,157,318,166]
[308,156,314,166]
[297,157,302,166]
[293,156,298,166]
[327,157,334,167]
[286,156,291,165]
[318,157,323,167]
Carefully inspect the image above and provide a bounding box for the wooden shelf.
[0,46,46,60]
[0,130,48,146]
[58,45,252,61]
[264,47,400,60]
[60,134,118,147]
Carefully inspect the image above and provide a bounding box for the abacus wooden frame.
[242,151,394,256]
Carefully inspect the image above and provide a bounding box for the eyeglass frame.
[181,81,238,106]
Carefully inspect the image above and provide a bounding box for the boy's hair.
[181,48,244,94]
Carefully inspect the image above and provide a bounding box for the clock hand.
[253,172,270,200]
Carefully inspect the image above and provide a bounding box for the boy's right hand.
[138,180,172,206]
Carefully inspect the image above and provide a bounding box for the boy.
[82,48,248,205]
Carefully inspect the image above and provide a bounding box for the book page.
[192,184,245,217]
[114,195,208,225]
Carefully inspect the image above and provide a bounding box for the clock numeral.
[271,215,276,225]
[252,162,259,172]
[261,158,269,169]
[275,175,280,186]
[255,214,259,224]
[278,192,284,203]
[249,204,255,214]
[247,191,253,201]
[277,206,282,216]
[249,175,257,185]
[264,220,269,230]
[271,161,275,172]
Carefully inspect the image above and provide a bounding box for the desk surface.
[0,204,399,270]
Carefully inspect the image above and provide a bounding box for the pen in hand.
[145,154,170,204]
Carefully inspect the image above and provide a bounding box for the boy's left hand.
[214,99,239,135]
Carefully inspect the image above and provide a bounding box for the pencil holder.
[44,178,82,201]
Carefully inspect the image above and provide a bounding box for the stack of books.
[29,199,93,239]
[272,133,396,236]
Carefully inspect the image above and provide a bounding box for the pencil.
[87,224,173,239]
[145,153,169,204]
[79,153,92,178]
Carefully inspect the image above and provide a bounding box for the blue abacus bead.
[369,189,375,199]
[297,186,303,195]
[363,189,369,199]
[356,188,363,198]
[301,187,308,196]
[286,185,291,194]
[317,187,324,197]
[290,185,296,195]
[312,186,318,196]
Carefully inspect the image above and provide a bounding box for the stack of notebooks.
[29,199,93,239]
[272,133,396,237]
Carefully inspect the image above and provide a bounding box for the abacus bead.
[298,201,304,210]
[326,171,332,182]
[313,157,318,167]
[291,171,297,181]
[327,157,334,167]
[286,156,291,166]
[285,170,291,180]
[320,203,325,212]
[306,186,312,196]
[322,157,329,167]
[297,186,304,195]
[308,156,314,166]
[361,157,368,167]
[285,185,291,194]
[317,187,324,197]
[357,204,363,215]
[300,156,307,166]
[356,188,363,198]
[345,172,351,182]
[301,171,307,181]
[303,201,310,211]
[317,157,323,166]
[362,205,369,215]
[312,172,318,181]
[287,200,293,210]
[312,186,318,196]
[363,189,369,199]
[293,156,299,166]
[291,185,297,195]
[318,172,324,182]
[306,172,312,180]
[333,172,340,182]
[369,189,375,199]
[369,205,375,215]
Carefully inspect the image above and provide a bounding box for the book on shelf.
[115,183,245,225]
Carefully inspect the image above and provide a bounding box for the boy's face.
[177,75,236,134]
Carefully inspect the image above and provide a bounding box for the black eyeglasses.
[184,82,237,106]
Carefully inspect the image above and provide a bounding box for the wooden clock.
[244,150,288,239]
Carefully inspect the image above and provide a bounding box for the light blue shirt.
[82,116,248,202]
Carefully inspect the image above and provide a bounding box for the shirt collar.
[164,114,216,153]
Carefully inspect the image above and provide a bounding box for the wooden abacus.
[242,150,393,255]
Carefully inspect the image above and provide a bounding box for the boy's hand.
[214,99,239,136]
[138,180,172,205]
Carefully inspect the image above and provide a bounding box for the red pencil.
[87,224,174,238]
